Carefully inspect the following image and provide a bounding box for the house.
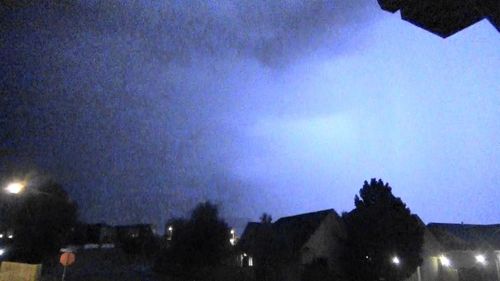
[403,223,500,281]
[426,223,500,281]
[238,209,500,281]
[85,223,116,244]
[404,226,446,281]
[115,224,156,242]
[237,209,346,281]
[237,222,262,267]
[114,224,157,255]
[67,223,116,246]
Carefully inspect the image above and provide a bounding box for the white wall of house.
[300,212,346,269]
[405,229,450,281]
[495,251,500,281]
[404,232,500,281]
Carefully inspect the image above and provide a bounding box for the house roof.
[427,223,500,251]
[273,209,337,254]
[378,0,500,38]
[237,222,262,252]
[237,209,339,257]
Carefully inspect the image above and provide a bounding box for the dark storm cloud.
[2,0,372,65]
[1,0,375,226]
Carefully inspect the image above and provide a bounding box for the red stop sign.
[60,252,75,267]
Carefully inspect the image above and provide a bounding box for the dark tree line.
[155,201,232,280]
[0,180,77,263]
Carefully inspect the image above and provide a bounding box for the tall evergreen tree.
[341,179,424,281]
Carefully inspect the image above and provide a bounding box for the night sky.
[1,1,499,229]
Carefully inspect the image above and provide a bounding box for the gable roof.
[273,209,337,255]
[237,222,262,253]
[427,223,500,251]
[237,209,339,258]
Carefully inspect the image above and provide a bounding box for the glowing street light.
[166,226,173,241]
[5,181,25,194]
[439,255,451,267]
[392,256,401,265]
[475,254,486,265]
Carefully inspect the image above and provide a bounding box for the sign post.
[59,252,75,281]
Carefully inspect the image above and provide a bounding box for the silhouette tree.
[8,181,78,263]
[155,201,231,279]
[341,179,424,281]
[260,213,273,224]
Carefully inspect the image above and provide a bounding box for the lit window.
[8,234,13,239]
[229,229,236,245]
[248,256,253,267]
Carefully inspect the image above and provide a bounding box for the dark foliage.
[114,224,159,258]
[341,178,424,281]
[260,213,273,224]
[119,235,159,258]
[155,201,231,279]
[5,181,77,263]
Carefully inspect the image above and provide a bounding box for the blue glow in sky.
[1,1,499,227]
[233,15,500,223]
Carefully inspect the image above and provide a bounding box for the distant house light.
[392,256,400,265]
[439,255,451,267]
[229,229,237,245]
[0,249,5,256]
[167,226,173,240]
[0,234,3,239]
[248,256,253,267]
[8,234,13,239]
[475,254,486,265]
